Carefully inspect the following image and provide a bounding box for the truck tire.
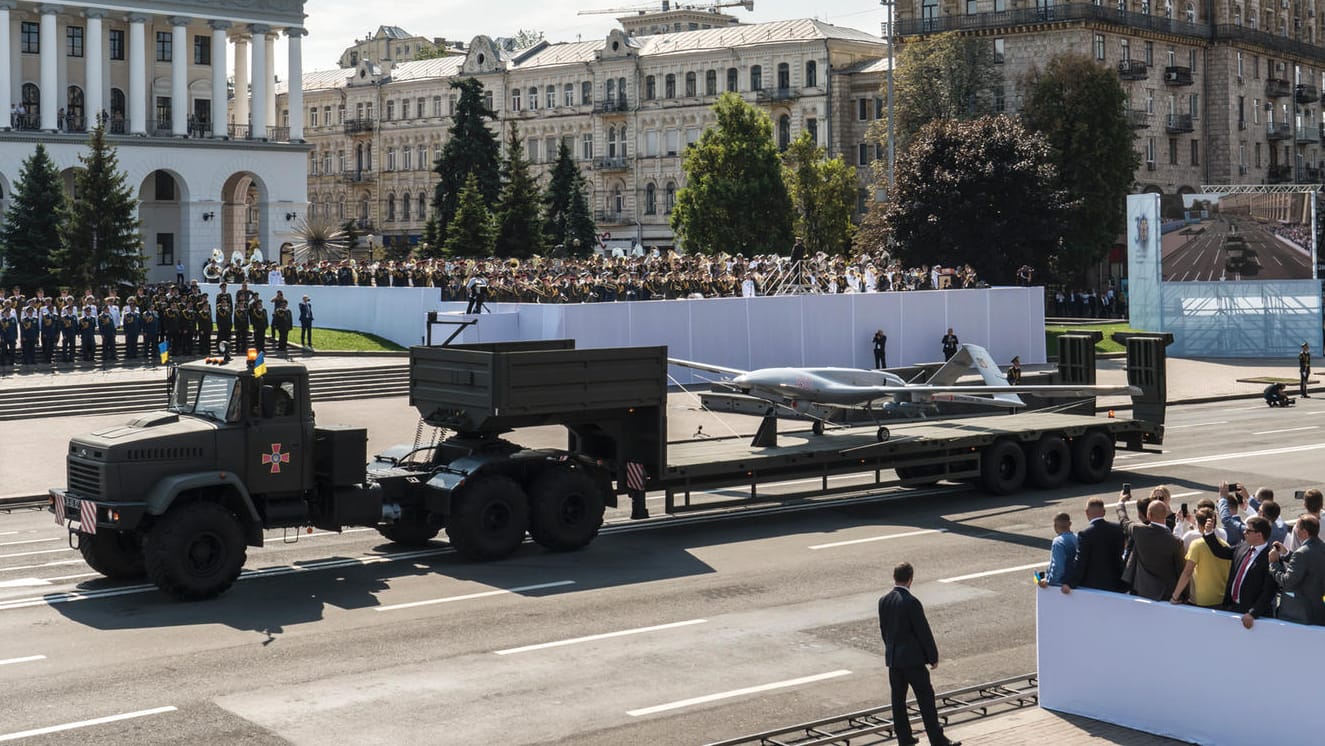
[1071,430,1115,484]
[980,439,1027,495]
[377,517,440,546]
[528,468,605,552]
[447,476,529,561]
[1025,435,1072,489]
[144,502,247,601]
[79,530,146,580]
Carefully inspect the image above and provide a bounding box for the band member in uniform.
[39,309,58,364]
[0,305,15,367]
[272,298,293,353]
[58,304,77,362]
[121,302,140,359]
[233,294,250,351]
[140,306,159,364]
[78,306,97,362]
[249,297,268,353]
[97,306,117,363]
[197,298,213,356]
[180,301,196,356]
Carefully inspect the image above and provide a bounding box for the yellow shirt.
[1186,537,1232,608]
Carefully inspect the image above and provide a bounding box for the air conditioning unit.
[1146,161,1157,171]
[1239,165,1248,174]
[1165,70,1179,82]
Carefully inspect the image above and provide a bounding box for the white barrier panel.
[1037,587,1325,744]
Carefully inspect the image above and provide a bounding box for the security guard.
[1300,342,1312,398]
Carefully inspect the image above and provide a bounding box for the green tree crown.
[0,144,65,293]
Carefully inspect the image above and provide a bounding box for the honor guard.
[121,302,140,359]
[39,308,58,364]
[140,306,159,364]
[97,307,117,362]
[19,307,38,365]
[59,303,76,362]
[197,299,213,356]
[272,298,292,352]
[248,298,269,353]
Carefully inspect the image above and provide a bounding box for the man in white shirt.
[1284,489,1323,552]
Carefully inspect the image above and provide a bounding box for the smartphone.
[1228,482,1240,492]
[1296,490,1307,500]
[1180,502,1189,517]
[1122,482,1131,495]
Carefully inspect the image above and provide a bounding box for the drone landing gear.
[812,419,825,436]
[877,426,890,442]
[751,407,780,447]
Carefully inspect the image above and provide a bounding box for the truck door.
[245,374,310,494]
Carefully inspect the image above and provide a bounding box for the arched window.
[776,62,790,91]
[359,195,370,221]
[564,83,574,106]
[612,185,623,216]
[607,126,617,157]
[418,193,427,218]
[512,88,522,111]
[547,86,556,108]
[616,77,626,104]
[778,114,791,149]
[806,60,818,87]
[21,83,39,126]
[750,64,762,91]
[665,73,676,98]
[386,193,396,221]
[705,69,717,95]
[664,182,676,213]
[646,75,656,100]
[581,81,592,104]
[645,182,657,214]
[401,192,411,221]
[727,67,738,92]
[685,71,696,97]
[528,87,538,110]
[66,85,84,130]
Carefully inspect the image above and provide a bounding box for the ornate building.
[0,0,309,284]
[280,18,887,252]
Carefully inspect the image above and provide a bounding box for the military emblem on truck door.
[262,443,290,474]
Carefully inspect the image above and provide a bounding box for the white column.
[232,33,249,132]
[286,27,305,141]
[249,24,268,139]
[210,21,229,137]
[85,10,104,128]
[0,2,13,127]
[264,32,276,128]
[38,4,57,131]
[169,17,189,136]
[128,14,147,134]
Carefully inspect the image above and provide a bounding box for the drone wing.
[668,358,749,377]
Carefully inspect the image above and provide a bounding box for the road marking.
[1251,426,1319,436]
[1125,442,1325,471]
[0,560,84,574]
[0,655,45,666]
[0,548,72,559]
[627,670,852,717]
[495,618,707,655]
[0,538,57,547]
[374,580,576,612]
[0,578,54,588]
[1164,421,1228,429]
[809,528,945,550]
[45,572,100,582]
[0,706,177,742]
[939,562,1045,583]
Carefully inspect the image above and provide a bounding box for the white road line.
[45,572,101,582]
[809,529,945,550]
[1251,426,1319,436]
[0,578,54,589]
[374,580,576,612]
[939,562,1045,584]
[1126,442,1325,471]
[626,670,853,717]
[495,618,707,655]
[1170,491,1203,498]
[0,548,72,559]
[1164,421,1228,429]
[0,538,57,548]
[0,559,84,574]
[0,655,45,666]
[0,706,177,743]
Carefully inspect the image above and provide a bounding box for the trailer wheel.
[812,420,825,436]
[144,502,246,601]
[528,468,606,552]
[447,476,529,561]
[1026,435,1072,489]
[377,517,441,546]
[980,439,1027,495]
[79,529,146,580]
[896,464,942,486]
[1071,430,1115,484]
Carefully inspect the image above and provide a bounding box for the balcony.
[1165,113,1194,133]
[594,210,632,224]
[1126,109,1151,128]
[895,5,1211,38]
[342,170,376,183]
[1265,78,1292,98]
[1268,164,1292,183]
[1117,60,1148,80]
[1297,83,1320,103]
[594,98,629,114]
[344,117,375,135]
[1296,124,1320,143]
[1163,66,1193,86]
[593,156,629,171]
[1267,122,1292,140]
[1299,166,1322,182]
[756,87,799,102]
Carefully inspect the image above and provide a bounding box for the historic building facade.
[281,18,887,252]
[0,0,309,284]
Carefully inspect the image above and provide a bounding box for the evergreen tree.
[444,173,495,257]
[0,144,65,292]
[494,123,547,258]
[431,78,501,248]
[671,92,793,256]
[53,125,144,291]
[782,132,857,255]
[342,219,361,255]
[542,141,597,257]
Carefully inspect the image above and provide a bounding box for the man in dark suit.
[298,295,314,349]
[1269,514,1325,625]
[1061,496,1127,594]
[1125,500,1186,601]
[1203,515,1278,629]
[878,562,960,746]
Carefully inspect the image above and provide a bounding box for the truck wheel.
[896,464,942,486]
[1025,435,1072,489]
[79,530,146,580]
[447,476,529,561]
[144,502,247,601]
[377,517,440,546]
[528,468,605,552]
[1071,430,1115,484]
[980,439,1027,495]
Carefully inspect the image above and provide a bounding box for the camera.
[1296,490,1307,500]
[1180,502,1189,517]
[1228,482,1240,492]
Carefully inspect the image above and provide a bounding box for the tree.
[542,140,596,257]
[508,29,545,49]
[877,33,1003,157]
[883,116,1065,286]
[671,92,793,256]
[431,78,501,248]
[52,125,143,292]
[494,123,547,258]
[1020,53,1138,283]
[342,219,361,255]
[444,173,495,257]
[0,144,65,293]
[781,132,857,255]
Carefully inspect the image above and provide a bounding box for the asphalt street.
[0,395,1322,744]
[1162,217,1312,281]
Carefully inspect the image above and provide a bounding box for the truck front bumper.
[49,488,148,534]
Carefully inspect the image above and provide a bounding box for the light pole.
[882,0,895,191]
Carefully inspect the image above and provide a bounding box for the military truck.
[52,336,1166,601]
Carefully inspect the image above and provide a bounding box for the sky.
[278,0,886,73]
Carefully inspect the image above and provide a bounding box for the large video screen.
[1170,192,1317,281]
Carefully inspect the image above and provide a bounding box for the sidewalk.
[946,707,1188,745]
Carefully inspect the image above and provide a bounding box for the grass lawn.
[309,328,406,352]
[1045,322,1144,356]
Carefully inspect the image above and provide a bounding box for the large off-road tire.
[1025,434,1072,489]
[144,502,247,601]
[79,529,146,580]
[1070,430,1115,484]
[528,468,605,552]
[980,439,1027,495]
[446,476,529,561]
[376,517,441,546]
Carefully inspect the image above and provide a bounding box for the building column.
[85,10,104,127]
[249,24,269,139]
[169,17,189,136]
[286,27,305,141]
[38,4,57,131]
[0,1,13,128]
[232,32,249,131]
[128,14,147,134]
[209,21,229,137]
[263,32,276,127]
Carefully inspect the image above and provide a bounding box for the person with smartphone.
[1171,507,1232,607]
[1284,489,1323,552]
[1268,514,1325,625]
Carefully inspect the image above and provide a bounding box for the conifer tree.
[494,123,547,258]
[53,125,144,291]
[431,78,501,249]
[0,144,64,292]
[444,173,495,257]
[542,141,597,257]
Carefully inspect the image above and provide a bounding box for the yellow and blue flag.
[158,341,169,364]
[253,351,267,378]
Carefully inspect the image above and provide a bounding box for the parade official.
[298,295,313,349]
[878,562,961,746]
[1300,342,1312,398]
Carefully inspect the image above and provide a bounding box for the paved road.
[1163,217,1313,281]
[0,396,1321,743]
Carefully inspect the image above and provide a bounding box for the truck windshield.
[171,371,240,423]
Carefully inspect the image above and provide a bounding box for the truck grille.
[67,458,105,499]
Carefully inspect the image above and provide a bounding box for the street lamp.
[880,0,896,192]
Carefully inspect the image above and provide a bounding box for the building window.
[1146,136,1156,163]
[67,26,84,57]
[859,98,869,120]
[1254,142,1262,166]
[858,143,869,165]
[685,71,697,96]
[194,35,210,65]
[402,98,410,118]
[156,31,172,62]
[338,104,345,123]
[484,90,493,111]
[324,105,331,125]
[606,79,616,103]
[1189,49,1197,69]
[750,65,762,91]
[994,86,1006,112]
[607,126,617,157]
[806,61,817,87]
[1168,137,1178,165]
[386,147,396,171]
[403,146,412,170]
[386,100,395,120]
[386,194,396,221]
[994,38,1005,63]
[646,75,656,100]
[665,182,676,213]
[546,87,556,108]
[155,96,171,128]
[433,96,442,117]
[310,108,319,127]
[777,114,790,150]
[564,84,574,106]
[1144,41,1154,65]
[581,81,592,104]
[665,74,676,98]
[1190,139,1199,165]
[109,29,124,60]
[582,133,593,160]
[967,0,978,12]
[419,194,427,218]
[1188,93,1198,117]
[806,117,818,143]
[706,69,717,95]
[645,183,657,214]
[21,83,39,121]
[323,151,332,173]
[110,88,124,119]
[20,22,38,54]
[528,87,538,110]
[402,192,411,221]
[527,138,539,162]
[727,67,738,92]
[1094,34,1105,61]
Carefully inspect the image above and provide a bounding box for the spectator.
[1258,498,1289,545]
[1269,514,1325,625]
[1170,507,1231,607]
[1125,499,1186,601]
[877,562,961,746]
[941,328,959,361]
[1173,498,1227,549]
[1217,481,1253,545]
[1040,512,1077,587]
[872,329,887,369]
[1062,496,1127,594]
[1202,515,1278,629]
[1283,489,1323,552]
